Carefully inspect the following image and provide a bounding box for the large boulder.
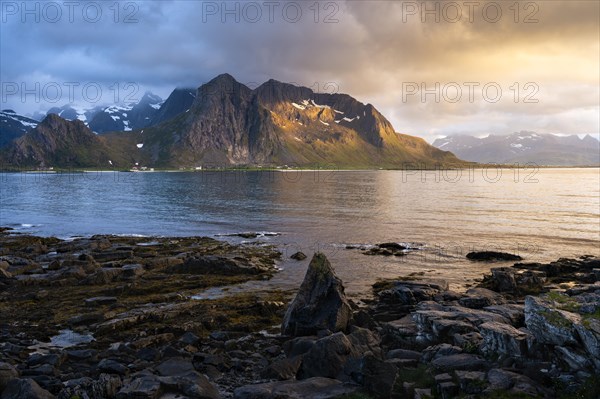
[299,328,381,381]
[378,280,448,306]
[282,253,352,337]
[478,322,529,357]
[486,268,546,294]
[524,295,580,346]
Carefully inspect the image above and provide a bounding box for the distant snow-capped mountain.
[2,88,196,149]
[0,109,39,148]
[433,131,600,166]
[88,92,164,133]
[45,104,104,124]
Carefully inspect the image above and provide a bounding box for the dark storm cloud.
[1,0,598,140]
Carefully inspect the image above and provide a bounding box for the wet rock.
[179,332,200,346]
[386,348,421,361]
[136,348,160,362]
[455,370,487,394]
[437,381,459,399]
[0,256,34,267]
[93,250,133,262]
[261,356,302,380]
[282,253,352,337]
[27,353,64,368]
[363,248,394,256]
[68,312,104,326]
[122,264,145,278]
[155,358,194,376]
[132,333,175,349]
[157,370,221,399]
[66,349,98,361]
[208,331,244,342]
[484,368,546,396]
[98,359,129,375]
[479,322,530,357]
[21,364,57,377]
[58,374,122,399]
[554,346,592,371]
[192,353,231,373]
[524,295,580,346]
[453,331,483,351]
[378,280,448,307]
[144,256,183,271]
[516,270,547,291]
[283,337,316,357]
[233,377,358,399]
[360,354,398,397]
[574,318,600,369]
[483,304,525,327]
[352,309,377,330]
[0,268,13,279]
[83,268,124,285]
[378,242,407,251]
[172,255,272,276]
[414,388,433,399]
[421,344,463,363]
[486,368,518,390]
[116,375,161,399]
[466,251,522,261]
[290,252,307,261]
[298,327,381,381]
[431,353,488,372]
[298,333,356,379]
[0,362,19,392]
[459,288,506,309]
[1,378,55,399]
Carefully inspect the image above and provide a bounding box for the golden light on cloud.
[1,0,598,141]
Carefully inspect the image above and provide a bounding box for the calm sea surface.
[1,168,599,297]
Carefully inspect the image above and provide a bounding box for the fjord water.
[1,168,599,296]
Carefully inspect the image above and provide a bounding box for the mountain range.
[0,74,462,169]
[433,132,600,166]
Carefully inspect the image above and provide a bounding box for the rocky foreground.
[1,229,599,398]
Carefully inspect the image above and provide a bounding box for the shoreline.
[1,165,599,174]
[0,229,599,397]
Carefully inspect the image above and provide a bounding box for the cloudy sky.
[1,0,598,142]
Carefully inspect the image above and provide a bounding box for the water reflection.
[1,168,598,295]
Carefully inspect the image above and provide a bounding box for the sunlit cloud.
[1,0,597,141]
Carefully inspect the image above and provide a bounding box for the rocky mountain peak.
[41,113,88,132]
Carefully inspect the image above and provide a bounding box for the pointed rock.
[282,253,352,337]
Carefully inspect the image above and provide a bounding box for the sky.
[1,0,598,142]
